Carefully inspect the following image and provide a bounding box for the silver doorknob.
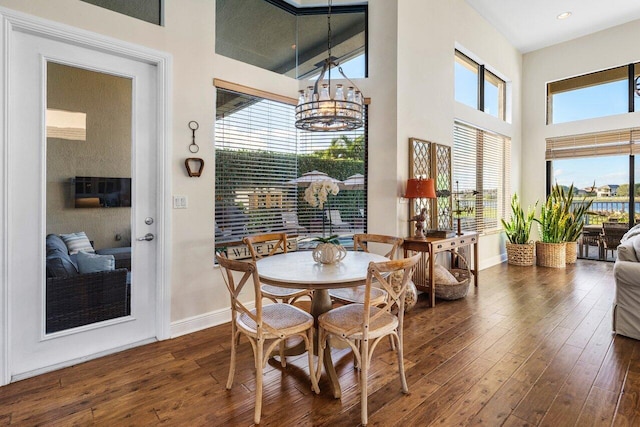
[136,233,155,241]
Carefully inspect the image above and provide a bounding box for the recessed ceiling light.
[557,11,572,20]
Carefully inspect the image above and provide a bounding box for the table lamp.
[405,178,437,238]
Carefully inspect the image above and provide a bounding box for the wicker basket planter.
[535,241,566,268]
[506,242,535,266]
[565,241,578,264]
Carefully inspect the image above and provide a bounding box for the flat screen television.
[74,176,131,208]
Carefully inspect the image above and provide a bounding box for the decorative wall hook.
[185,157,204,177]
[188,121,199,153]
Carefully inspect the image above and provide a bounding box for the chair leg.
[307,329,320,394]
[279,340,287,368]
[316,327,325,385]
[395,333,408,393]
[360,338,369,426]
[226,329,239,389]
[254,338,264,425]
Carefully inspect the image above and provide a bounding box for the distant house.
[596,184,619,197]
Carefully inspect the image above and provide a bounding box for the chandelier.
[294,0,364,132]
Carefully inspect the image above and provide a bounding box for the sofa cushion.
[46,249,78,278]
[46,233,68,255]
[76,251,115,274]
[60,231,95,255]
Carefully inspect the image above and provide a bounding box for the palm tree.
[315,135,364,160]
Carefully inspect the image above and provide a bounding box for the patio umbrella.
[286,170,341,187]
[340,173,365,190]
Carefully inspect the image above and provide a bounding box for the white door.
[7,28,161,379]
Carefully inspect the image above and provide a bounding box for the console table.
[403,231,478,307]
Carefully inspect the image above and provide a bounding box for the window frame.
[547,63,640,125]
[216,0,368,79]
[454,50,506,121]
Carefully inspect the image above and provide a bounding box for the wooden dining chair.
[243,232,311,366]
[329,234,403,306]
[216,253,320,425]
[317,253,421,426]
[244,233,310,304]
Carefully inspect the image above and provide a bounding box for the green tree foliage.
[314,135,364,160]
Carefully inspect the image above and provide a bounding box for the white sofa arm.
[613,259,640,340]
[614,260,640,289]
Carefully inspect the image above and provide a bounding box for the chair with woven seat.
[317,253,421,426]
[329,234,403,306]
[244,233,310,305]
[244,233,311,366]
[216,253,320,425]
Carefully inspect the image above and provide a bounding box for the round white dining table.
[256,250,389,398]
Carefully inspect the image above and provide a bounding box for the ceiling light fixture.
[295,0,364,132]
[557,11,572,20]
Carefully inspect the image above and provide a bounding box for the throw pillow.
[76,251,115,274]
[60,232,95,255]
[46,249,79,278]
[433,264,459,285]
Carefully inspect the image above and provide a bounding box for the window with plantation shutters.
[453,121,510,235]
[215,85,367,245]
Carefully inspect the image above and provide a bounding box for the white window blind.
[215,88,298,242]
[215,86,368,244]
[545,128,640,160]
[453,121,510,234]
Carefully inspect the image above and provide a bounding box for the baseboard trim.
[170,301,260,338]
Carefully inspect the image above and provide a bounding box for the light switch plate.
[173,195,188,209]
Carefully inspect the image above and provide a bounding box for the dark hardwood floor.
[2,259,639,426]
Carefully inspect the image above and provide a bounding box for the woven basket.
[535,241,566,268]
[565,241,578,264]
[506,242,534,266]
[435,251,471,301]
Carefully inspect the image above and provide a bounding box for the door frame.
[0,7,172,386]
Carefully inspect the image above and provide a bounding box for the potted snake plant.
[535,185,569,268]
[555,184,594,264]
[501,194,538,266]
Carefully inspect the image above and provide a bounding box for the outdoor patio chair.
[326,209,351,231]
[281,211,307,234]
[317,253,421,426]
[216,253,319,425]
[601,222,628,259]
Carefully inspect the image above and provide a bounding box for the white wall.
[0,0,521,337]
[522,20,640,223]
[397,0,522,267]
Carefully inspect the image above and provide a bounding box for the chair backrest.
[356,253,421,338]
[602,223,628,249]
[243,233,288,260]
[281,211,300,228]
[353,234,403,260]
[216,253,281,337]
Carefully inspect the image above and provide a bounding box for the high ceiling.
[465,0,640,53]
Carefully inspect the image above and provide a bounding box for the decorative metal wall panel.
[434,144,452,230]
[408,138,452,236]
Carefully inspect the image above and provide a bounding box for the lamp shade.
[405,178,436,199]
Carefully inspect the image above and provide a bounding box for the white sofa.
[612,225,640,340]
